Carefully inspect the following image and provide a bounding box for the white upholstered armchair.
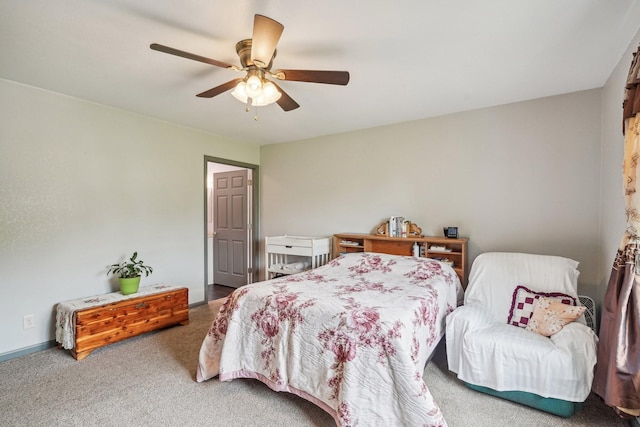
[446,252,598,417]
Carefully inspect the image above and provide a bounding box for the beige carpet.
[0,298,627,427]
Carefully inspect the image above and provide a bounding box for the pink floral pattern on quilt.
[197,252,462,427]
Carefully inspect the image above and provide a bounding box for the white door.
[213,170,248,288]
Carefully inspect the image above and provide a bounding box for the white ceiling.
[2,1,640,145]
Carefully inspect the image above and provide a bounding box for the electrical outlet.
[23,314,35,329]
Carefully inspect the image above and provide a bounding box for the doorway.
[205,156,259,301]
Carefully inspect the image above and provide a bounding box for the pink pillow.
[525,297,586,336]
[507,285,577,328]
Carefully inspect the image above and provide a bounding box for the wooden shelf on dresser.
[333,233,469,288]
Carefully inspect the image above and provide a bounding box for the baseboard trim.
[189,300,206,309]
[0,340,57,363]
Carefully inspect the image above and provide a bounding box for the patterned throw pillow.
[507,285,578,328]
[525,297,586,336]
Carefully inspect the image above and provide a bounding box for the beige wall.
[0,78,259,356]
[261,90,602,298]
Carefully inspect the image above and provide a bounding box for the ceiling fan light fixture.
[231,81,248,103]
[262,81,281,103]
[245,74,263,99]
[231,79,281,107]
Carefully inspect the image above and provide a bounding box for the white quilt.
[197,252,462,426]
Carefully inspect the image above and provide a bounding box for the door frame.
[204,156,259,296]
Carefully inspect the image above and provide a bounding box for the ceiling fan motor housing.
[236,39,275,70]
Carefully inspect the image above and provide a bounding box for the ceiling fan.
[150,14,350,113]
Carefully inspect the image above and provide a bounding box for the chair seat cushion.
[446,305,598,402]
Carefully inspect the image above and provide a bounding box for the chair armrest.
[447,304,497,332]
[550,322,599,353]
[446,305,497,374]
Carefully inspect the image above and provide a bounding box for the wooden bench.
[57,286,189,360]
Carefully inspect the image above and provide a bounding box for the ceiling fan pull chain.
[245,98,251,113]
[254,104,260,121]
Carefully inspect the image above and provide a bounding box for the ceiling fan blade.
[272,69,350,85]
[251,15,284,68]
[270,81,300,111]
[150,43,235,69]
[196,78,244,98]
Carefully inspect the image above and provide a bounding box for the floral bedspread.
[197,252,462,426]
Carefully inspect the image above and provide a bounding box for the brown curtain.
[592,45,640,419]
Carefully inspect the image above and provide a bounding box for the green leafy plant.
[107,251,153,279]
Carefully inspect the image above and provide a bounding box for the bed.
[197,252,463,426]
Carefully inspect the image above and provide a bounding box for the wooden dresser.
[333,233,469,288]
[57,286,189,360]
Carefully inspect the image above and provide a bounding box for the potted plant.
[107,251,153,295]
